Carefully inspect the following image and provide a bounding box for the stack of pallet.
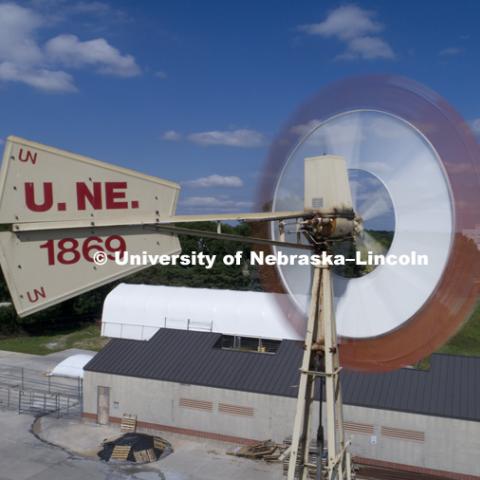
[228,440,285,462]
[133,448,157,463]
[120,414,137,433]
[110,445,131,461]
[153,436,170,451]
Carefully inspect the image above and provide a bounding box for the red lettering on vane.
[105,182,128,209]
[25,182,53,212]
[76,182,102,210]
[25,181,132,214]
[40,235,126,265]
[18,149,38,165]
[26,287,46,303]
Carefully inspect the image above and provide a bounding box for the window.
[214,335,281,354]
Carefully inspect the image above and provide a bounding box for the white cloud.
[0,2,75,92]
[0,61,75,91]
[162,130,182,141]
[187,129,266,147]
[182,175,244,188]
[0,3,43,65]
[180,196,253,209]
[439,47,462,56]
[470,118,480,135]
[155,71,167,79]
[0,2,141,92]
[45,34,140,76]
[181,196,221,207]
[339,35,394,60]
[298,5,394,60]
[299,5,382,40]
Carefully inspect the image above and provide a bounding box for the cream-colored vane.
[0,136,354,317]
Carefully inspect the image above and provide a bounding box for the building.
[100,283,304,341]
[84,327,480,479]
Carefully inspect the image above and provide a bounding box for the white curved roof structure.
[101,283,304,341]
[49,354,94,379]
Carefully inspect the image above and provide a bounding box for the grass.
[415,301,480,369]
[438,301,480,356]
[0,323,109,355]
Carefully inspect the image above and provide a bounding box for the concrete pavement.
[0,348,281,479]
[0,409,281,480]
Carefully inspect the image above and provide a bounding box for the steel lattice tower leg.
[287,264,352,480]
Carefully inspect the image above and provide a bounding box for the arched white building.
[101,283,305,341]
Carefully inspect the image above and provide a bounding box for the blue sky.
[0,1,479,214]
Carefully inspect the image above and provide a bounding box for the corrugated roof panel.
[84,329,480,422]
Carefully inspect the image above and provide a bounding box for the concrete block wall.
[342,404,480,477]
[83,371,306,443]
[83,371,480,477]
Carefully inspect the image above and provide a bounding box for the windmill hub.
[301,215,357,251]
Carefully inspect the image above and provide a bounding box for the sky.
[0,0,479,215]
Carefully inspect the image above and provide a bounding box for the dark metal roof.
[85,329,480,422]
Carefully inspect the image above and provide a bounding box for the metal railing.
[101,317,214,340]
[0,366,82,417]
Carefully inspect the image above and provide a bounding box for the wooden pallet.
[110,445,131,461]
[153,437,169,450]
[120,414,137,432]
[133,448,157,463]
[230,440,282,460]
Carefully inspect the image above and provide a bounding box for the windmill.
[0,134,357,478]
[0,76,479,480]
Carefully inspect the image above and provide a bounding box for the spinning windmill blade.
[259,76,480,371]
